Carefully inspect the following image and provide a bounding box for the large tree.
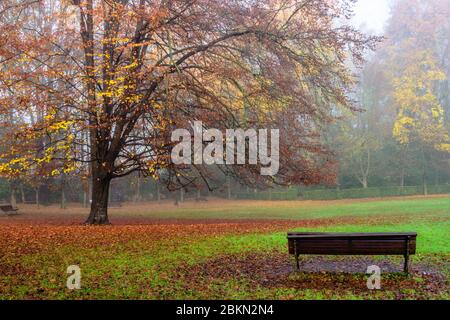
[0,0,377,224]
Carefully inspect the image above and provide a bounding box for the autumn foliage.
[0,0,377,223]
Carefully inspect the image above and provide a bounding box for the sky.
[351,0,392,35]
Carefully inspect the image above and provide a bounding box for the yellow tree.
[391,50,449,194]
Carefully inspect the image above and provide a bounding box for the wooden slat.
[287,232,417,236]
[287,232,417,255]
[288,232,417,238]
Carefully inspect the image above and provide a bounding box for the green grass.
[121,196,450,220]
[1,196,449,299]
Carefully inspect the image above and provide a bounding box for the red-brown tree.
[0,0,378,224]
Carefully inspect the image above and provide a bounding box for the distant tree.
[368,0,450,190]
[390,50,449,194]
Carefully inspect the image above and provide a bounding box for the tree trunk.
[61,177,67,209]
[362,176,368,189]
[423,172,428,196]
[35,187,40,208]
[20,185,25,203]
[400,168,405,189]
[180,188,184,203]
[85,176,111,225]
[80,0,110,225]
[10,186,17,208]
[83,191,88,208]
[134,176,141,202]
[61,188,67,209]
[421,146,428,196]
[173,192,179,206]
[227,176,231,200]
[156,183,161,202]
[88,178,92,206]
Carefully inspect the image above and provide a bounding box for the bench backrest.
[288,232,417,255]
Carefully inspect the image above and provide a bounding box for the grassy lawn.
[0,196,449,300]
[113,196,450,220]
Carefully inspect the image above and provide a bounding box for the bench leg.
[293,241,300,271]
[403,255,409,274]
[404,237,410,275]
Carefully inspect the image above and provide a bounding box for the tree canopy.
[0,0,377,223]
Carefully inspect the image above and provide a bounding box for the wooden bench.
[288,232,417,274]
[0,204,19,215]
